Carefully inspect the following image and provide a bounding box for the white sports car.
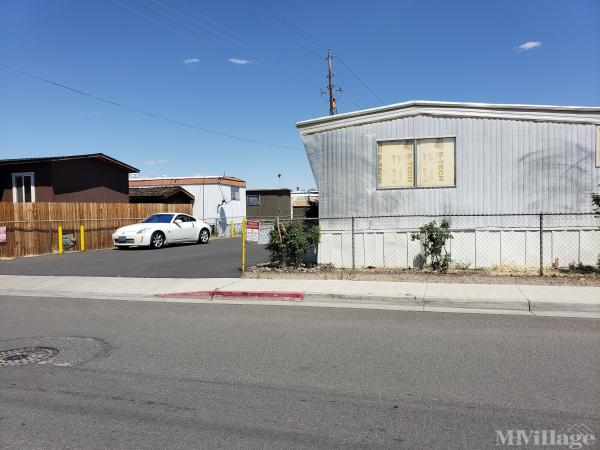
[112,213,211,249]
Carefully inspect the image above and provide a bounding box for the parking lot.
[0,238,268,278]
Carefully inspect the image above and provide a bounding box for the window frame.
[11,172,36,203]
[231,186,240,201]
[247,194,261,206]
[376,136,457,190]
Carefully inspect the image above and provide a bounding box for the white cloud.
[515,41,542,52]
[228,58,251,65]
[144,159,168,165]
[184,58,200,64]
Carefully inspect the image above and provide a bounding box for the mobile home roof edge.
[296,100,600,133]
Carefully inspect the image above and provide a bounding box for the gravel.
[243,266,600,286]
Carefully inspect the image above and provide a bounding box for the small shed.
[246,188,292,219]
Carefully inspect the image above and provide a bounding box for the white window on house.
[231,186,240,201]
[377,137,456,189]
[12,172,36,203]
[247,194,260,206]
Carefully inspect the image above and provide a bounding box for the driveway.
[0,238,268,278]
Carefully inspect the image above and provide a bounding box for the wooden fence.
[0,202,193,258]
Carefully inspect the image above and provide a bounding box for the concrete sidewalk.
[1,275,598,317]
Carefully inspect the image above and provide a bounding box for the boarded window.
[416,138,455,187]
[377,137,456,189]
[377,140,414,188]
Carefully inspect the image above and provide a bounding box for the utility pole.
[322,49,341,115]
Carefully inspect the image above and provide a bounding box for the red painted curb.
[157,290,304,302]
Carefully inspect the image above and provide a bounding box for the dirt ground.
[243,265,600,286]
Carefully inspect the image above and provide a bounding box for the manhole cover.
[0,347,58,367]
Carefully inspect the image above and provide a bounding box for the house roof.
[129,186,195,201]
[247,188,292,194]
[0,153,139,173]
[296,100,600,134]
[130,176,245,188]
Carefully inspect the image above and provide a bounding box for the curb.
[155,291,599,314]
[304,293,529,311]
[304,292,422,306]
[157,290,304,302]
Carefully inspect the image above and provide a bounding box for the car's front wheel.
[198,228,210,244]
[150,231,165,249]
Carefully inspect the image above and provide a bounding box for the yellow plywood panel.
[416,138,455,187]
[377,141,414,188]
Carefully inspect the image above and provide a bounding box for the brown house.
[0,153,139,203]
[129,186,195,205]
[246,188,292,218]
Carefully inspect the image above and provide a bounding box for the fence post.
[351,217,356,269]
[58,226,63,254]
[80,225,85,251]
[241,217,246,273]
[539,212,543,276]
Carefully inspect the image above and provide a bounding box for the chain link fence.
[0,218,149,258]
[209,215,245,238]
[244,213,599,275]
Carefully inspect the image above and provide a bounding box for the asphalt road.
[0,238,268,278]
[1,296,598,449]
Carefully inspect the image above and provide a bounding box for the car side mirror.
[175,219,182,223]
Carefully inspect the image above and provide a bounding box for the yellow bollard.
[230,220,234,238]
[58,226,63,254]
[80,225,85,251]
[241,217,246,273]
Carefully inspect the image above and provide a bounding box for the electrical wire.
[267,6,385,107]
[0,63,304,152]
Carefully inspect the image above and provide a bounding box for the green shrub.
[593,193,600,217]
[266,220,320,267]
[410,219,453,272]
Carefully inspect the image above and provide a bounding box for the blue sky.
[1,0,599,189]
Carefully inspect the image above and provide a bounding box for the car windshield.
[141,214,174,224]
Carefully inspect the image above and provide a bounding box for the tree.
[266,220,320,267]
[410,219,453,272]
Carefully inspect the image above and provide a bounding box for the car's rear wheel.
[198,228,210,244]
[150,231,165,249]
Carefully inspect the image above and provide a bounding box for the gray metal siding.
[301,115,599,217]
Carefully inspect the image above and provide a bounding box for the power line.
[336,55,385,105]
[0,63,303,152]
[110,0,208,47]
[267,6,385,107]
[116,0,323,86]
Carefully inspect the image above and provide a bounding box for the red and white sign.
[0,226,6,244]
[246,220,259,242]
